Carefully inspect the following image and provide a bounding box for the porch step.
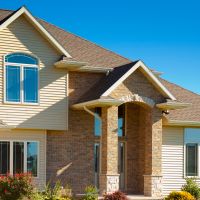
[98,195,163,200]
[127,195,163,200]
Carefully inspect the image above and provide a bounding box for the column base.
[99,174,120,194]
[144,175,163,197]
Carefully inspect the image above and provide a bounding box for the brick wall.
[47,69,164,196]
[47,72,103,194]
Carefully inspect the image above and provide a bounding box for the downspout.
[83,106,102,177]
[83,106,101,121]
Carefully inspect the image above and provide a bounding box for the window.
[0,141,38,177]
[0,142,10,175]
[186,144,198,176]
[94,143,100,188]
[184,129,200,177]
[27,142,38,176]
[13,142,24,174]
[94,105,126,136]
[94,108,102,136]
[118,105,125,137]
[5,53,39,104]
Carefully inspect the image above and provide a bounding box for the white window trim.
[184,143,199,178]
[184,128,200,178]
[0,140,39,178]
[3,54,40,106]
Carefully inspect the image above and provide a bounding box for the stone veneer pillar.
[99,106,119,194]
[144,107,163,197]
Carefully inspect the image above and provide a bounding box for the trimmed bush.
[182,178,200,200]
[103,191,128,200]
[82,185,98,200]
[165,191,195,200]
[0,173,33,200]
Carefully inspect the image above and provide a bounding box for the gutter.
[164,120,200,127]
[156,102,191,110]
[55,60,113,73]
[72,98,124,110]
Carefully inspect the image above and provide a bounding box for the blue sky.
[0,0,199,94]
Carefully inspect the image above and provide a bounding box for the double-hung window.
[0,141,39,177]
[5,53,39,104]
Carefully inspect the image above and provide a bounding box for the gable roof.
[0,8,132,68]
[75,61,176,106]
[0,7,72,58]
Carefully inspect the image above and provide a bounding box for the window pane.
[118,142,125,173]
[5,53,38,65]
[186,144,198,176]
[94,108,102,136]
[24,67,38,103]
[94,143,100,173]
[6,66,20,102]
[27,142,38,177]
[13,142,24,174]
[0,142,10,175]
[118,105,125,137]
[94,143,100,188]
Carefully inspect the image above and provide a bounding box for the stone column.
[144,107,163,197]
[99,106,120,194]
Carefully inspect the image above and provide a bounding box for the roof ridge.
[38,18,132,66]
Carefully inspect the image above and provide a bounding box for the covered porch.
[72,61,189,198]
[97,102,163,197]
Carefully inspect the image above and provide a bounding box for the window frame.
[3,53,40,105]
[184,128,200,178]
[0,140,39,178]
[185,143,199,177]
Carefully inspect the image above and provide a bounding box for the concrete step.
[127,195,163,200]
[98,195,163,200]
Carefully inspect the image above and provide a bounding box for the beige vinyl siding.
[0,15,67,130]
[0,129,46,188]
[162,127,185,195]
[162,127,200,196]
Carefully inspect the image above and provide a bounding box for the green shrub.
[103,191,128,200]
[0,173,33,200]
[31,181,72,200]
[82,185,98,200]
[182,178,200,200]
[165,191,195,200]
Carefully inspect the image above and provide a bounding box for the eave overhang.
[163,119,200,127]
[156,101,191,110]
[72,98,124,110]
[54,60,113,73]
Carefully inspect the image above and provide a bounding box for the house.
[0,6,199,198]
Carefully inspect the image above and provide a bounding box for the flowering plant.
[0,173,33,200]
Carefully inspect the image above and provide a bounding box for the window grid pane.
[94,108,102,136]
[27,142,38,177]
[5,53,38,65]
[24,67,38,103]
[186,143,198,176]
[13,142,24,174]
[6,66,20,102]
[118,105,125,137]
[0,142,10,175]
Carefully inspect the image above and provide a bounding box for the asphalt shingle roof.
[0,8,199,123]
